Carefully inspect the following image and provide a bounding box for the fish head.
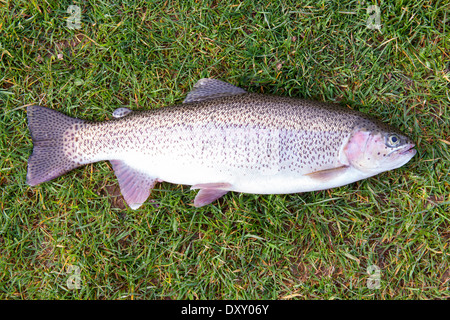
[344,126,416,175]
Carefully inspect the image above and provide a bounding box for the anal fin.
[110,160,158,210]
[191,182,232,207]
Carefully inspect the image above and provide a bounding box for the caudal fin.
[26,105,84,186]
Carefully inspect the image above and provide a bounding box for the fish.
[26,78,416,209]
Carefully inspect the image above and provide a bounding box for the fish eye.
[387,134,400,147]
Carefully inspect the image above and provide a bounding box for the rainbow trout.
[26,79,416,209]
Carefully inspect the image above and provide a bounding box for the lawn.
[0,0,449,299]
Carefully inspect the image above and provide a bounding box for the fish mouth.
[400,143,416,155]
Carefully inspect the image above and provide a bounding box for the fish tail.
[26,105,84,186]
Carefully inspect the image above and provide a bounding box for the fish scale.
[72,94,357,169]
[26,78,416,209]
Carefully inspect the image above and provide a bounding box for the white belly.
[117,151,370,195]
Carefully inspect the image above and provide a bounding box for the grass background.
[0,0,449,299]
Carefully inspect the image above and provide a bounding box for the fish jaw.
[398,143,416,156]
[385,142,416,170]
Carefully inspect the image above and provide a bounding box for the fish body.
[26,79,416,209]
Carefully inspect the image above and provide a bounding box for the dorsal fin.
[183,78,246,103]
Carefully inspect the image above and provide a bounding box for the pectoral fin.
[305,166,349,181]
[110,160,158,210]
[191,182,232,207]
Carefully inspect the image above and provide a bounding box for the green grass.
[1,0,449,299]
